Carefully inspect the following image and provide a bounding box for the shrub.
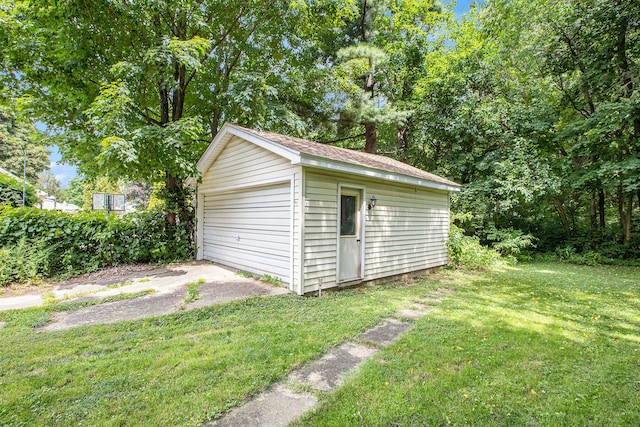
[448,213,505,270]
[554,244,608,266]
[486,225,536,257]
[0,206,194,285]
[0,238,58,284]
[0,173,39,207]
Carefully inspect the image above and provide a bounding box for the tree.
[64,177,85,207]
[412,12,560,240]
[37,169,66,202]
[2,0,351,228]
[485,0,640,245]
[0,105,49,183]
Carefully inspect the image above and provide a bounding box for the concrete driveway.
[0,261,288,329]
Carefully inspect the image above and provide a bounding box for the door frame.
[336,183,366,284]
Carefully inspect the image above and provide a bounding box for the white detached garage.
[194,123,460,295]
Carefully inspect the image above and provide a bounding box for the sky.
[48,145,77,188]
[48,0,474,189]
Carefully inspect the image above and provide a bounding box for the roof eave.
[297,155,460,192]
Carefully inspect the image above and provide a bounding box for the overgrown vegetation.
[183,278,206,304]
[0,206,193,285]
[1,262,638,426]
[0,173,39,207]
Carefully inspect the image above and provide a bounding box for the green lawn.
[1,262,639,426]
[297,263,640,426]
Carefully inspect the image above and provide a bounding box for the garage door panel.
[205,187,290,206]
[201,244,289,279]
[204,211,290,224]
[203,236,290,255]
[202,183,291,283]
[203,227,291,246]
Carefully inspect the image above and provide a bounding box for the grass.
[0,262,638,426]
[183,278,206,304]
[295,262,640,426]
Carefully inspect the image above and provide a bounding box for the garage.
[202,182,291,283]
[193,123,459,295]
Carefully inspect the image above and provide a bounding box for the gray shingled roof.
[231,124,459,188]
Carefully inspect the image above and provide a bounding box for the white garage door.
[202,183,291,283]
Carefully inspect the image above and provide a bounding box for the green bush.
[448,213,505,270]
[0,206,193,285]
[486,225,536,257]
[554,244,609,266]
[0,174,39,207]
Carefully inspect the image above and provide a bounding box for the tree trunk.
[555,197,572,237]
[590,191,598,231]
[364,123,377,154]
[166,172,178,227]
[598,188,605,229]
[618,187,633,245]
[397,125,409,162]
[624,192,633,245]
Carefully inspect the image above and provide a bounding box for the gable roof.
[195,123,460,192]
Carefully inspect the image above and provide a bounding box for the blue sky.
[48,145,77,188]
[48,0,473,189]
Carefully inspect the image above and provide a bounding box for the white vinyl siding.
[302,172,338,293]
[363,186,449,278]
[199,136,294,192]
[302,171,450,294]
[196,132,452,295]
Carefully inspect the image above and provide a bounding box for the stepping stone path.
[210,288,451,427]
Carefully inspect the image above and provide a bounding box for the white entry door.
[338,188,362,282]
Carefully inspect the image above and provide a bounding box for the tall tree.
[486,0,640,245]
[0,105,49,183]
[2,0,349,227]
[297,0,443,154]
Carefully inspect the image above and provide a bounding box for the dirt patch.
[52,264,185,290]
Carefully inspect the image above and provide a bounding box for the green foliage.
[260,274,282,286]
[554,245,605,267]
[0,172,38,207]
[448,212,505,270]
[64,177,85,207]
[0,238,56,284]
[0,105,50,183]
[183,278,205,304]
[0,206,193,285]
[485,225,536,257]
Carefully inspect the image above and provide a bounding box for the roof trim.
[297,155,460,192]
[195,123,300,173]
[191,123,460,192]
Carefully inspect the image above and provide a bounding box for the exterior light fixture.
[368,194,377,210]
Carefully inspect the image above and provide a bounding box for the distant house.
[38,192,80,213]
[193,123,460,295]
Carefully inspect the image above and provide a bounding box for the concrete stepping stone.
[0,321,6,329]
[290,343,378,392]
[212,385,316,427]
[397,308,428,319]
[212,315,415,425]
[360,318,411,346]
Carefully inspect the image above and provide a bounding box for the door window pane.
[340,195,357,236]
